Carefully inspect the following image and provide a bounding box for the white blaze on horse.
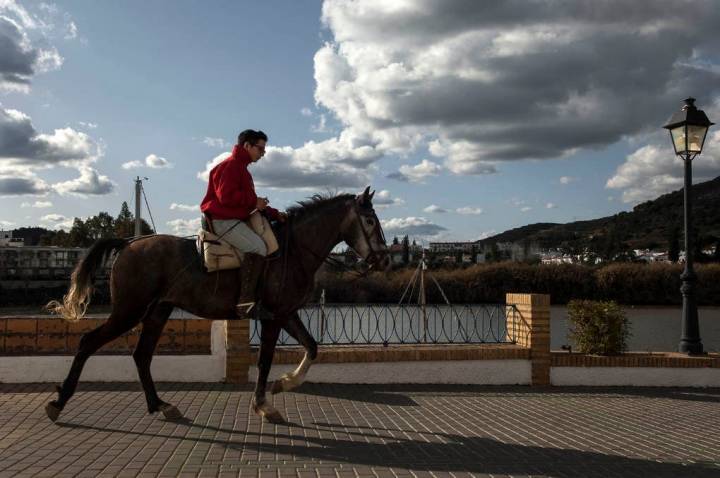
[45,187,390,424]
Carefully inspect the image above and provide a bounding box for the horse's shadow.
[57,414,719,476]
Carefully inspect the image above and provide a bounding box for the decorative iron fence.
[249,303,524,346]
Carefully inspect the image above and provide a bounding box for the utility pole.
[134,176,142,237]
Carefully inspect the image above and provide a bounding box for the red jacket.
[200,145,279,221]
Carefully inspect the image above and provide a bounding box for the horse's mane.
[286,192,355,220]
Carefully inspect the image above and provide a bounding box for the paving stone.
[0,383,719,477]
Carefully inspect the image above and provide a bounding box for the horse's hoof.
[158,403,183,420]
[253,402,285,424]
[45,401,61,422]
[270,380,284,395]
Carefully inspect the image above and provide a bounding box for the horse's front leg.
[271,311,318,395]
[252,318,284,424]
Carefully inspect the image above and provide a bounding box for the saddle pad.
[197,229,244,272]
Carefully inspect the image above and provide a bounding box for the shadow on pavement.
[56,418,720,477]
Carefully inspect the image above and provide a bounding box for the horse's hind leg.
[132,302,181,419]
[252,318,283,423]
[271,311,317,395]
[46,314,140,422]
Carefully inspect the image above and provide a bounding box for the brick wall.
[0,318,212,355]
[506,293,551,386]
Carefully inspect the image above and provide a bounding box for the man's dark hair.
[237,129,268,146]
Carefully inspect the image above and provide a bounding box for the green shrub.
[567,300,631,355]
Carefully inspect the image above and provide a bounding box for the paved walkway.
[1,383,719,478]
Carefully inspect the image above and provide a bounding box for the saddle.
[197,214,244,272]
[197,212,282,272]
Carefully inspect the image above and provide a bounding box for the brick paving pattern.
[1,383,719,477]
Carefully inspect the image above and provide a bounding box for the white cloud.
[423,204,447,213]
[198,133,382,190]
[0,107,99,167]
[21,200,52,208]
[372,189,404,208]
[316,1,720,175]
[456,206,483,215]
[0,220,14,227]
[0,1,71,92]
[167,218,201,236]
[381,216,447,237]
[78,121,97,129]
[122,153,172,170]
[606,131,720,203]
[520,206,532,212]
[40,213,73,230]
[300,107,313,117]
[546,202,557,209]
[387,159,442,183]
[0,169,50,196]
[53,167,115,196]
[170,203,198,212]
[202,137,230,148]
[559,176,576,185]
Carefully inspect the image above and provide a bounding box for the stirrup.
[236,302,256,318]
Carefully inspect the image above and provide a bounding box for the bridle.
[352,204,386,267]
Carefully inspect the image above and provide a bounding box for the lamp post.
[662,97,714,355]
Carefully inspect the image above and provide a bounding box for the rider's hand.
[256,197,269,210]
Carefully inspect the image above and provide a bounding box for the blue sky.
[1,0,720,246]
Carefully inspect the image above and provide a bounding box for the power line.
[140,183,157,233]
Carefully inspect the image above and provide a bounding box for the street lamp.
[662,97,714,355]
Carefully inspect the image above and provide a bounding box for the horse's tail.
[46,238,128,321]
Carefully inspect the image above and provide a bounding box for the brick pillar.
[225,320,250,384]
[506,293,550,386]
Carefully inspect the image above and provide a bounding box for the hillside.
[480,175,720,251]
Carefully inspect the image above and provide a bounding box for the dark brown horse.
[45,187,389,423]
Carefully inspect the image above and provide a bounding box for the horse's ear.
[362,186,370,199]
[369,189,375,201]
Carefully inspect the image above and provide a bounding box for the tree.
[401,235,410,265]
[115,201,135,238]
[392,236,399,246]
[68,218,91,247]
[668,226,680,263]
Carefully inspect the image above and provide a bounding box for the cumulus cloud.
[316,0,720,176]
[21,200,52,208]
[0,106,99,167]
[300,107,313,117]
[53,167,115,196]
[456,206,483,215]
[372,189,404,208]
[387,159,442,183]
[0,171,50,196]
[546,202,557,209]
[167,218,201,236]
[520,206,532,212]
[198,133,381,189]
[0,1,71,92]
[381,216,447,237]
[40,213,73,230]
[170,203,198,212]
[424,204,447,213]
[122,153,172,170]
[559,176,576,185]
[78,121,97,129]
[606,130,720,203]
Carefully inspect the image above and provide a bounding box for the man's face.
[245,140,267,162]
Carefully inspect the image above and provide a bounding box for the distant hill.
[480,175,720,252]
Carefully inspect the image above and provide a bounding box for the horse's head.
[341,186,391,271]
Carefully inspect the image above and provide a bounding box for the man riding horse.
[200,129,287,319]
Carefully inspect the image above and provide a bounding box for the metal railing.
[249,303,524,346]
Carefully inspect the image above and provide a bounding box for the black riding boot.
[236,253,266,319]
